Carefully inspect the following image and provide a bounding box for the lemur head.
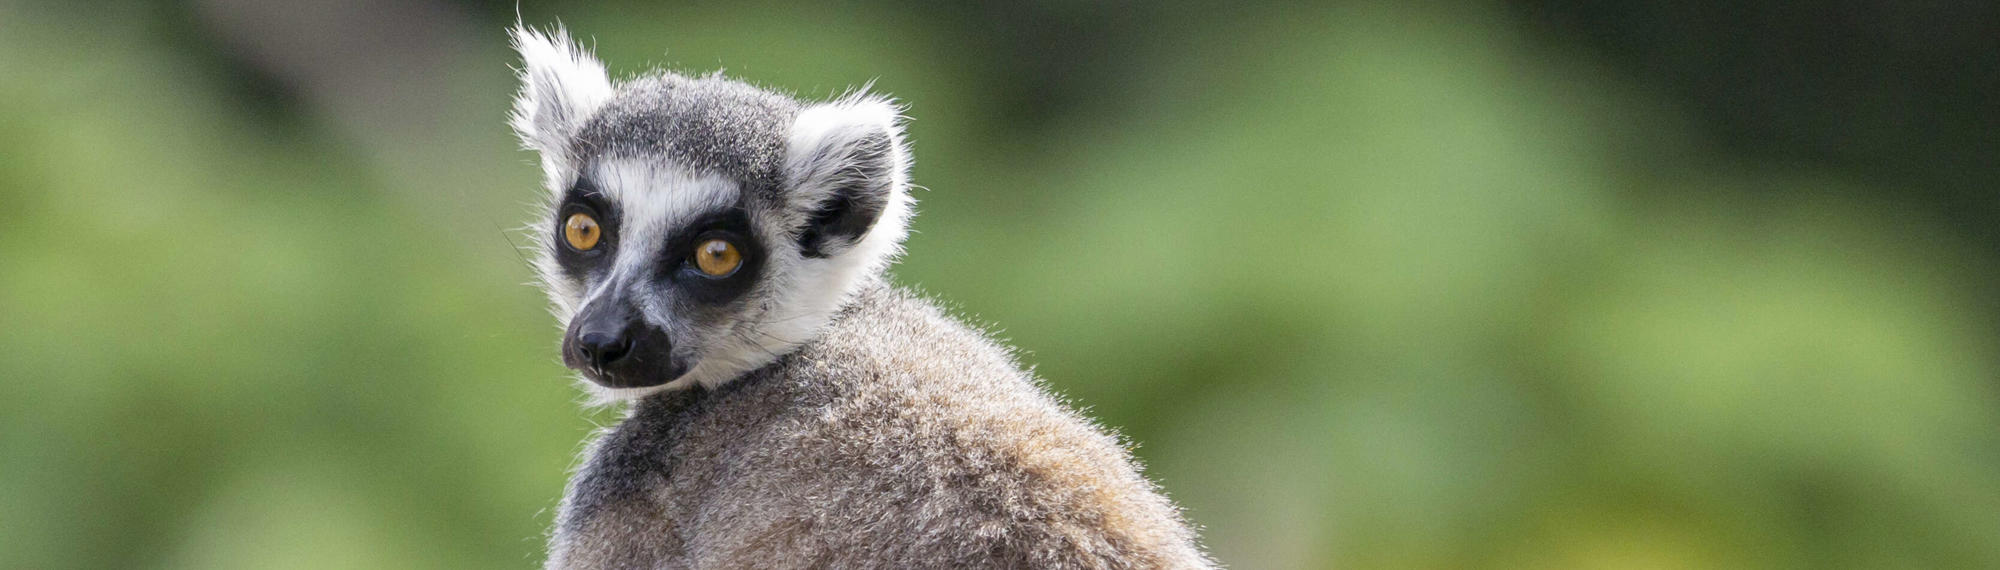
[509,26,912,400]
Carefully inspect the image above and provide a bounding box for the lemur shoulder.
[508,25,1214,569]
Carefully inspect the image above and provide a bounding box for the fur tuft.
[778,89,915,294]
[509,24,614,189]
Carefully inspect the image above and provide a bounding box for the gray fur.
[547,283,1215,569]
[510,25,1214,569]
[572,73,801,191]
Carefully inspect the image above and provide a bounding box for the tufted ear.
[782,94,912,259]
[508,25,613,166]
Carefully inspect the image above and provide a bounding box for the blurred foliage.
[1,1,1996,569]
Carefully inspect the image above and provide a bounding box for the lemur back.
[507,25,1213,569]
[549,284,1212,568]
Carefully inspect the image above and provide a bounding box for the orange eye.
[693,239,742,277]
[563,213,601,251]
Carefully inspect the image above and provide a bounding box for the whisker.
[732,331,786,361]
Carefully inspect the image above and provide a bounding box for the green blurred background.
[3,0,1998,568]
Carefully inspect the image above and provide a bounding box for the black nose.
[576,331,632,368]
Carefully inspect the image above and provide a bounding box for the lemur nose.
[577,331,632,368]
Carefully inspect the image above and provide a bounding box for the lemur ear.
[782,94,911,259]
[509,25,613,164]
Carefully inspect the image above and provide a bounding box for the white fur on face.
[590,158,740,294]
[569,158,743,402]
[514,25,616,325]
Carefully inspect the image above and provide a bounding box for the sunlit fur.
[509,25,1214,569]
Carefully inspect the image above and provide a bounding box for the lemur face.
[546,159,769,390]
[510,27,911,399]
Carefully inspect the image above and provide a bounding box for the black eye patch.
[553,177,620,280]
[657,208,764,306]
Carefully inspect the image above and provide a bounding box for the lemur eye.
[693,239,742,277]
[564,213,601,251]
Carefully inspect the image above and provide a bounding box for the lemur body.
[509,26,1213,569]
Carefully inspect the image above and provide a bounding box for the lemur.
[509,25,1215,569]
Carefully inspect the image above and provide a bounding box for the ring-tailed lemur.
[509,25,1214,569]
